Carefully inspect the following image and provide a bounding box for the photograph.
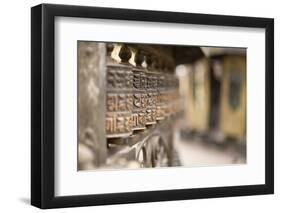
[78,42,246,170]
[30,3,274,208]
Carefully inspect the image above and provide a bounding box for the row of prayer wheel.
[105,43,180,138]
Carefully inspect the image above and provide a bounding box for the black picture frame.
[31,3,274,209]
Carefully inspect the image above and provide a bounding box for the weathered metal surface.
[78,41,107,169]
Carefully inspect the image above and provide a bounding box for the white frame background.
[54,17,266,196]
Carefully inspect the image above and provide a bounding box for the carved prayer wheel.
[131,49,147,130]
[154,59,165,121]
[144,54,157,125]
[156,69,166,120]
[105,44,133,138]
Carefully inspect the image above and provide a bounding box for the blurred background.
[174,47,246,167]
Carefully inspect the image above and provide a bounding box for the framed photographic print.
[31,3,274,209]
